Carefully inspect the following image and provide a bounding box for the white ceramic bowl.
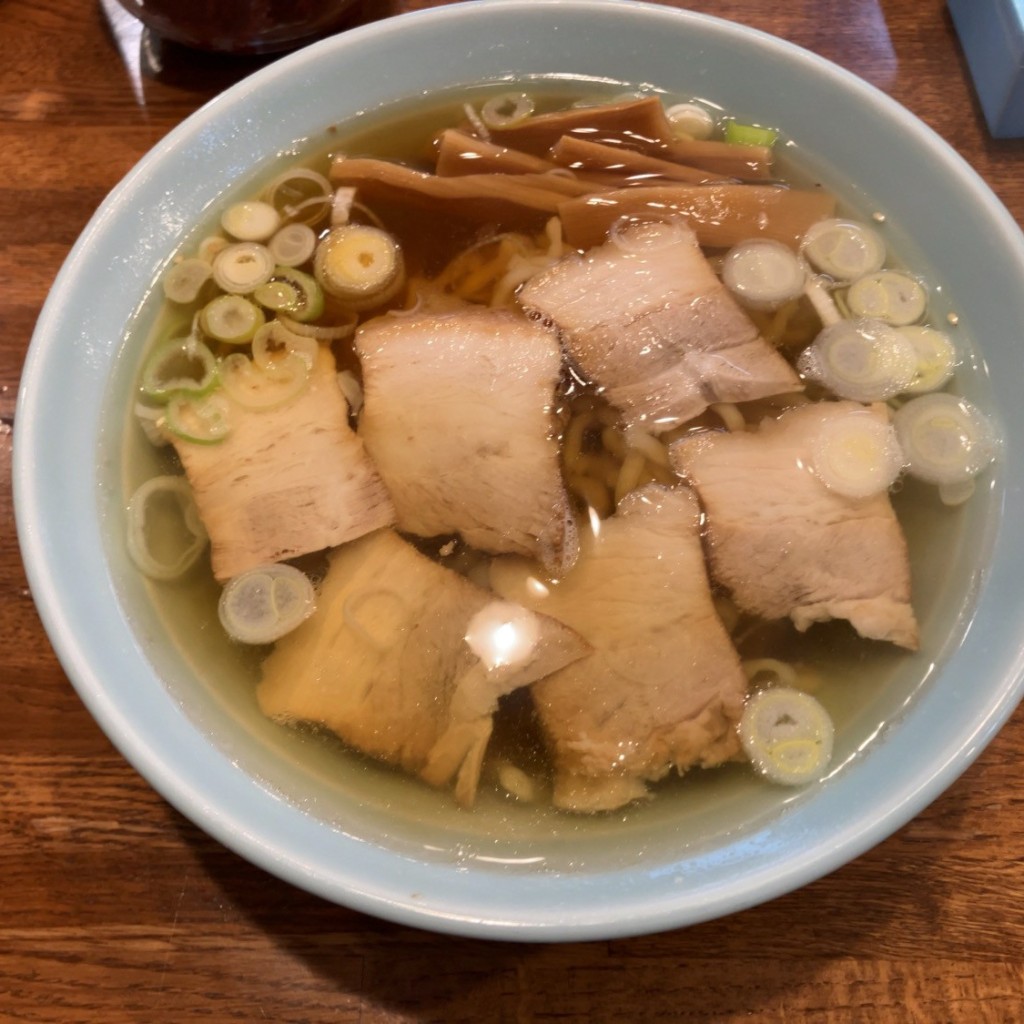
[15,0,1024,940]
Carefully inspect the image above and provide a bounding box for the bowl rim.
[14,0,1024,940]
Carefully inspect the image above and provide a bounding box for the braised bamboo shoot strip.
[549,135,726,184]
[644,136,774,179]
[330,156,572,221]
[434,128,564,177]
[558,183,837,251]
[485,95,674,155]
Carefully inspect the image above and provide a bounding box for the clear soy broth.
[113,82,992,873]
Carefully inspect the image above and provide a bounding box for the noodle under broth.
[114,81,994,852]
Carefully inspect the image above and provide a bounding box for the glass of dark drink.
[113,0,370,55]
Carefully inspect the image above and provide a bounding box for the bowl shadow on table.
[169,768,976,1019]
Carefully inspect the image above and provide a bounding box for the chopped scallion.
[798,318,918,402]
[899,325,957,394]
[218,563,316,644]
[126,475,207,581]
[221,200,282,242]
[810,409,905,499]
[664,101,716,140]
[739,687,834,786]
[162,258,213,304]
[893,393,998,486]
[262,167,332,226]
[252,320,318,371]
[219,351,310,410]
[723,120,779,147]
[267,222,317,267]
[199,294,266,344]
[801,218,886,283]
[212,241,275,294]
[314,224,405,311]
[139,335,218,401]
[252,266,324,322]
[846,270,927,326]
[480,91,535,129]
[164,391,233,445]
[721,238,805,310]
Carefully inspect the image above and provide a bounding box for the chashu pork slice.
[490,484,747,813]
[355,306,577,572]
[671,400,919,649]
[257,528,589,806]
[171,346,394,582]
[518,218,801,433]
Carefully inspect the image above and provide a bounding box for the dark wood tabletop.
[3,0,1024,1020]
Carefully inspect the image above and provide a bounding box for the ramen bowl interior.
[14,0,1024,940]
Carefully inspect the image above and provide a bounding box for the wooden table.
[3,0,1023,1019]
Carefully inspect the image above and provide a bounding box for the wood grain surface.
[3,0,1024,1020]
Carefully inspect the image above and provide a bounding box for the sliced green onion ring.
[139,335,218,401]
[163,258,213,304]
[219,351,310,410]
[126,475,208,581]
[221,200,282,242]
[846,270,927,326]
[739,687,835,786]
[252,320,319,371]
[938,478,976,506]
[810,409,905,499]
[277,312,357,342]
[212,241,275,294]
[199,293,266,344]
[262,167,332,226]
[723,120,778,147]
[218,563,316,644]
[197,235,230,264]
[803,275,843,327]
[664,101,716,140]
[164,391,233,445]
[899,325,957,394]
[134,401,170,447]
[337,369,364,415]
[798,318,918,402]
[480,91,535,129]
[801,218,886,283]
[893,393,998,485]
[314,224,405,310]
[721,238,806,310]
[252,266,324,322]
[267,222,317,267]
[331,186,357,227]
